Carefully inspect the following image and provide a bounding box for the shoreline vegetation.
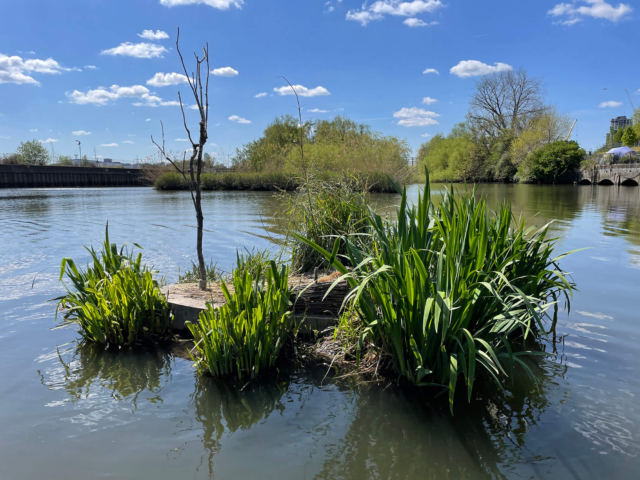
[55,169,577,414]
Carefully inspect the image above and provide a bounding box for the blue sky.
[0,0,637,162]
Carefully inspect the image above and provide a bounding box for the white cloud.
[211,66,238,77]
[548,1,632,25]
[421,133,432,138]
[85,65,98,70]
[138,30,170,41]
[274,85,331,97]
[122,140,134,144]
[30,129,38,132]
[599,100,623,108]
[39,138,57,143]
[393,107,440,127]
[72,130,92,135]
[0,53,74,85]
[175,138,189,141]
[100,143,118,147]
[423,68,439,74]
[146,118,152,121]
[101,42,167,59]
[66,84,178,107]
[347,1,443,26]
[308,108,329,113]
[422,97,438,105]
[147,72,189,87]
[255,92,267,98]
[403,18,437,27]
[0,136,11,139]
[159,0,244,9]
[228,115,251,124]
[450,60,512,78]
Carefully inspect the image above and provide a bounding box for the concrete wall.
[0,165,143,189]
[578,165,640,186]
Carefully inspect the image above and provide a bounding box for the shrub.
[188,262,296,380]
[296,170,576,413]
[516,140,586,183]
[55,226,172,345]
[17,140,50,165]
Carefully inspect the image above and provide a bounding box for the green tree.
[16,140,50,165]
[517,140,585,183]
[621,126,638,147]
[614,128,625,144]
[56,155,73,166]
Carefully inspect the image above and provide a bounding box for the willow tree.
[152,29,210,290]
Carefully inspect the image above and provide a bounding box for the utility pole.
[76,140,82,166]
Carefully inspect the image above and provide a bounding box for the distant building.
[606,116,635,148]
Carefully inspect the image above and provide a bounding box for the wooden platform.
[162,276,350,334]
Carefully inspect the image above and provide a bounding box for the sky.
[0,0,638,162]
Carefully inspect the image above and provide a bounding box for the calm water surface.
[1,185,639,479]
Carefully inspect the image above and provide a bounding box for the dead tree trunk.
[152,28,210,290]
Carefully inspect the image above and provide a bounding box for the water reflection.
[39,342,173,409]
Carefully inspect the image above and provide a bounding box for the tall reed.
[55,225,172,345]
[188,261,296,380]
[295,170,576,412]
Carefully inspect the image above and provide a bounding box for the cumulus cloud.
[228,115,251,124]
[72,130,91,135]
[146,118,152,121]
[100,143,118,147]
[255,92,267,98]
[548,1,632,25]
[211,67,238,77]
[450,60,512,78]
[403,18,438,27]
[421,133,432,138]
[599,100,623,108]
[308,108,329,113]
[0,53,75,85]
[40,138,58,143]
[122,140,134,144]
[138,30,170,40]
[347,1,443,26]
[66,84,179,107]
[147,72,189,87]
[101,42,167,59]
[393,107,440,127]
[423,68,439,74]
[85,65,98,70]
[274,85,331,97]
[422,97,438,105]
[159,0,244,9]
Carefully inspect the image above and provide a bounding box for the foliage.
[295,171,576,413]
[516,140,586,182]
[188,262,296,380]
[17,140,50,165]
[233,115,411,177]
[55,226,172,345]
[0,153,22,165]
[416,125,474,182]
[614,128,625,144]
[281,173,373,273]
[622,126,638,147]
[178,260,224,284]
[634,108,640,137]
[56,155,73,166]
[510,110,572,166]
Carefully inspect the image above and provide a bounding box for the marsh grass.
[188,261,297,381]
[296,170,577,413]
[55,226,172,345]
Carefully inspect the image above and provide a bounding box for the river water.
[0,185,639,479]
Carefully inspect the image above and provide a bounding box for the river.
[1,184,639,479]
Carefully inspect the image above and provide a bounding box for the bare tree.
[467,68,546,139]
[152,29,210,290]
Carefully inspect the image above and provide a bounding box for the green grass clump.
[188,262,296,381]
[296,169,576,413]
[178,260,224,284]
[55,226,172,345]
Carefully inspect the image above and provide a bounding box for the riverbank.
[0,164,142,188]
[153,171,403,193]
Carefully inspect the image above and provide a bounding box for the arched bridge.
[578,165,640,186]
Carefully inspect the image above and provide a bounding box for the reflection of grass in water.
[44,342,173,409]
